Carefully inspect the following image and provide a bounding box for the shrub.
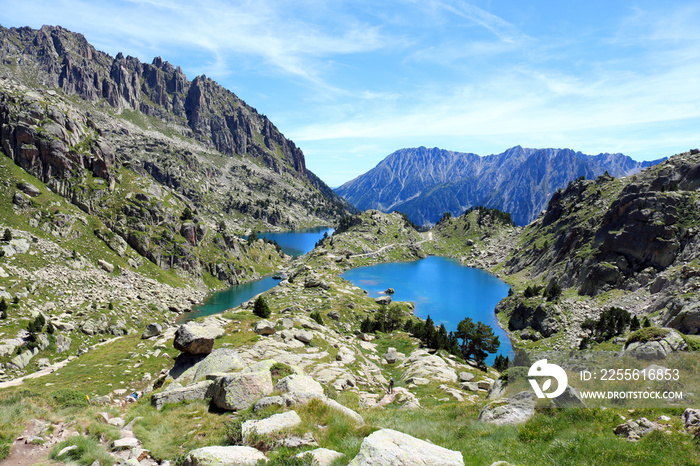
[51,388,89,408]
[253,296,271,318]
[309,311,324,326]
[2,229,11,242]
[626,327,669,346]
[543,279,562,302]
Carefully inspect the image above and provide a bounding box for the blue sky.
[1,0,699,186]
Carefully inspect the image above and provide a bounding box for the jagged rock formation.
[0,25,309,178]
[336,146,663,226]
[0,24,354,286]
[503,150,700,335]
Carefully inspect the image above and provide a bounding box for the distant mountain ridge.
[335,146,664,226]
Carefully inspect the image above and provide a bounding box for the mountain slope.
[0,24,354,287]
[336,146,662,226]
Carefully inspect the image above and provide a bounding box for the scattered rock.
[211,371,273,411]
[348,428,464,466]
[294,329,313,344]
[17,181,41,197]
[275,374,324,401]
[553,385,585,408]
[181,445,267,466]
[141,323,162,339]
[297,448,344,465]
[682,408,700,434]
[254,320,276,336]
[98,259,115,273]
[375,296,392,306]
[151,380,215,410]
[327,311,341,321]
[385,288,395,294]
[57,445,79,457]
[383,347,405,364]
[242,410,302,440]
[614,417,663,441]
[113,437,141,450]
[458,371,475,382]
[478,392,537,425]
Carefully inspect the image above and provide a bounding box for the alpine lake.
[185,228,512,361]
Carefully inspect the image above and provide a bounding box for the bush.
[523,285,543,298]
[626,327,669,346]
[51,388,89,408]
[253,296,271,318]
[310,311,324,326]
[2,229,11,242]
[543,279,561,302]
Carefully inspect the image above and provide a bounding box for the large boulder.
[141,323,163,339]
[383,347,405,364]
[297,448,344,466]
[275,375,324,401]
[348,428,464,466]
[399,350,458,383]
[254,320,276,336]
[193,348,246,382]
[375,296,392,306]
[181,445,267,465]
[174,323,223,355]
[211,371,273,411]
[294,329,314,344]
[478,392,537,425]
[241,411,302,441]
[623,328,687,360]
[151,380,215,410]
[17,181,41,197]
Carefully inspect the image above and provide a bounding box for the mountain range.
[335,146,664,226]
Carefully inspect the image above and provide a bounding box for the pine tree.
[630,315,641,331]
[2,228,11,242]
[253,296,271,318]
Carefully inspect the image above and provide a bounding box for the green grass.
[50,435,115,465]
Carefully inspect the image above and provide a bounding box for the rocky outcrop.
[614,417,664,441]
[623,328,687,360]
[173,323,223,355]
[150,380,215,410]
[478,391,537,425]
[241,410,302,441]
[348,428,464,466]
[211,371,273,411]
[399,350,458,383]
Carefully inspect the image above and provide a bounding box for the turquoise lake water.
[256,227,334,257]
[184,230,512,363]
[341,256,512,361]
[184,227,333,320]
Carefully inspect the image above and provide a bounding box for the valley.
[0,23,699,466]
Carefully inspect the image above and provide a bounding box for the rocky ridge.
[335,145,663,226]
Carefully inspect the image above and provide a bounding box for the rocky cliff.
[0,25,312,179]
[335,146,663,226]
[0,24,354,286]
[497,149,700,342]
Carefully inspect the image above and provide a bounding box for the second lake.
[341,255,512,361]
